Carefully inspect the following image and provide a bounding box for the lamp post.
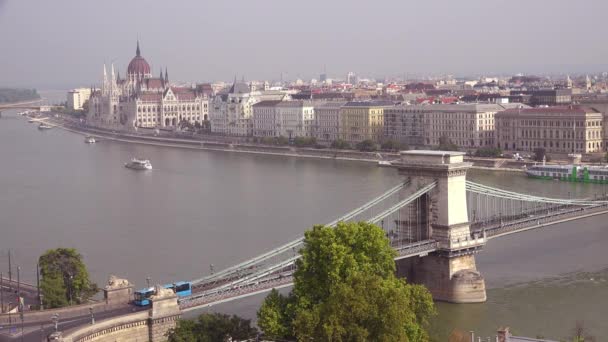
[52,314,59,332]
[89,307,95,325]
[8,301,12,327]
[146,277,151,289]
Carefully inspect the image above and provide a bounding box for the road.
[0,306,146,342]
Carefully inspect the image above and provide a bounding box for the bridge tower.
[395,151,486,303]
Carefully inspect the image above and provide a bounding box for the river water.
[1,100,607,340]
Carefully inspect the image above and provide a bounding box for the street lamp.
[52,313,59,332]
[146,277,151,289]
[89,307,95,325]
[8,301,12,326]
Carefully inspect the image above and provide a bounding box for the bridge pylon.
[395,150,486,303]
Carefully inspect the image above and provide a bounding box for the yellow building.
[67,88,93,111]
[339,101,394,144]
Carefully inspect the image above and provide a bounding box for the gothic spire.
[136,40,141,57]
[165,67,169,83]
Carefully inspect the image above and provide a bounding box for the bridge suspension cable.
[190,179,411,286]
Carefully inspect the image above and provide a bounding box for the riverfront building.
[495,105,604,153]
[210,81,289,136]
[67,88,93,111]
[313,101,346,143]
[87,42,209,130]
[251,100,315,139]
[339,101,394,144]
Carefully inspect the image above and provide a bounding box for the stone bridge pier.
[395,151,486,303]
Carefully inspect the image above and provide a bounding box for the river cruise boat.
[38,123,52,130]
[525,164,608,184]
[125,158,152,171]
[84,136,96,144]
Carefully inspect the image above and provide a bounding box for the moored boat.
[38,123,52,130]
[84,136,96,144]
[525,164,608,184]
[377,160,392,167]
[125,158,152,170]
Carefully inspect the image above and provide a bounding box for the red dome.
[127,56,151,76]
[127,41,150,76]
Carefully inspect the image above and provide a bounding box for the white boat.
[378,160,392,167]
[38,123,52,130]
[84,136,96,144]
[125,158,152,170]
[28,118,36,123]
[526,163,608,184]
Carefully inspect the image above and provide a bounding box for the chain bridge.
[177,151,608,310]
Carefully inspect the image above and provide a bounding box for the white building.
[252,100,315,139]
[67,88,93,111]
[87,42,209,131]
[313,101,345,143]
[210,82,288,136]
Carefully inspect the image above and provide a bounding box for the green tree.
[437,136,459,151]
[39,248,98,308]
[380,139,407,151]
[257,222,436,341]
[257,289,295,340]
[167,313,258,342]
[533,147,551,162]
[474,147,503,158]
[293,136,317,147]
[331,139,351,150]
[39,271,68,309]
[356,139,378,152]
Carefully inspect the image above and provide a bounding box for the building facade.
[210,82,287,136]
[87,42,209,131]
[313,101,345,143]
[67,88,93,111]
[339,101,394,144]
[495,106,604,154]
[383,105,425,146]
[252,100,315,138]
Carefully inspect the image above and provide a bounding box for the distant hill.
[0,88,40,103]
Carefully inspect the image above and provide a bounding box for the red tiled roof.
[139,93,162,101]
[146,78,163,89]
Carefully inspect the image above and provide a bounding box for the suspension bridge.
[176,150,608,309]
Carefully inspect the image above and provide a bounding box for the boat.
[525,163,608,184]
[84,136,96,144]
[377,160,392,167]
[38,123,52,130]
[125,158,152,171]
[28,119,36,123]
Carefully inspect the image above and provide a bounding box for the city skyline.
[2,0,608,89]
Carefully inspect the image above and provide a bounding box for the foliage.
[39,271,68,309]
[257,222,436,341]
[356,139,378,152]
[533,147,551,162]
[293,136,317,147]
[330,139,351,150]
[259,136,290,146]
[436,136,459,151]
[380,139,408,151]
[166,313,258,342]
[38,248,98,308]
[474,147,502,158]
[257,289,295,340]
[570,321,595,342]
[0,88,40,103]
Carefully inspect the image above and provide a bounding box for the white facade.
[251,100,315,138]
[67,88,93,111]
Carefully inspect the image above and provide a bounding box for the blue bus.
[133,287,155,306]
[164,281,192,297]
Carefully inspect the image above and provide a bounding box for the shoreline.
[41,115,526,172]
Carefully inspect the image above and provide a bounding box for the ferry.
[525,164,608,184]
[125,158,152,171]
[38,123,53,130]
[84,136,96,144]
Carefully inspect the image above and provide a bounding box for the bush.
[331,139,351,150]
[380,139,408,151]
[293,136,317,147]
[356,139,377,152]
[474,147,502,158]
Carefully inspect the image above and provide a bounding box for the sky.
[1,0,608,89]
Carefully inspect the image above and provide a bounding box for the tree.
[257,289,295,340]
[474,147,502,158]
[166,313,258,342]
[331,139,351,150]
[533,147,551,162]
[293,136,317,147]
[437,136,459,151]
[257,222,436,341]
[380,139,407,152]
[38,248,98,308]
[356,139,378,152]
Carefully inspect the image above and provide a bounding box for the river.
[1,99,607,340]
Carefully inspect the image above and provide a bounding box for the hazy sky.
[1,0,608,89]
